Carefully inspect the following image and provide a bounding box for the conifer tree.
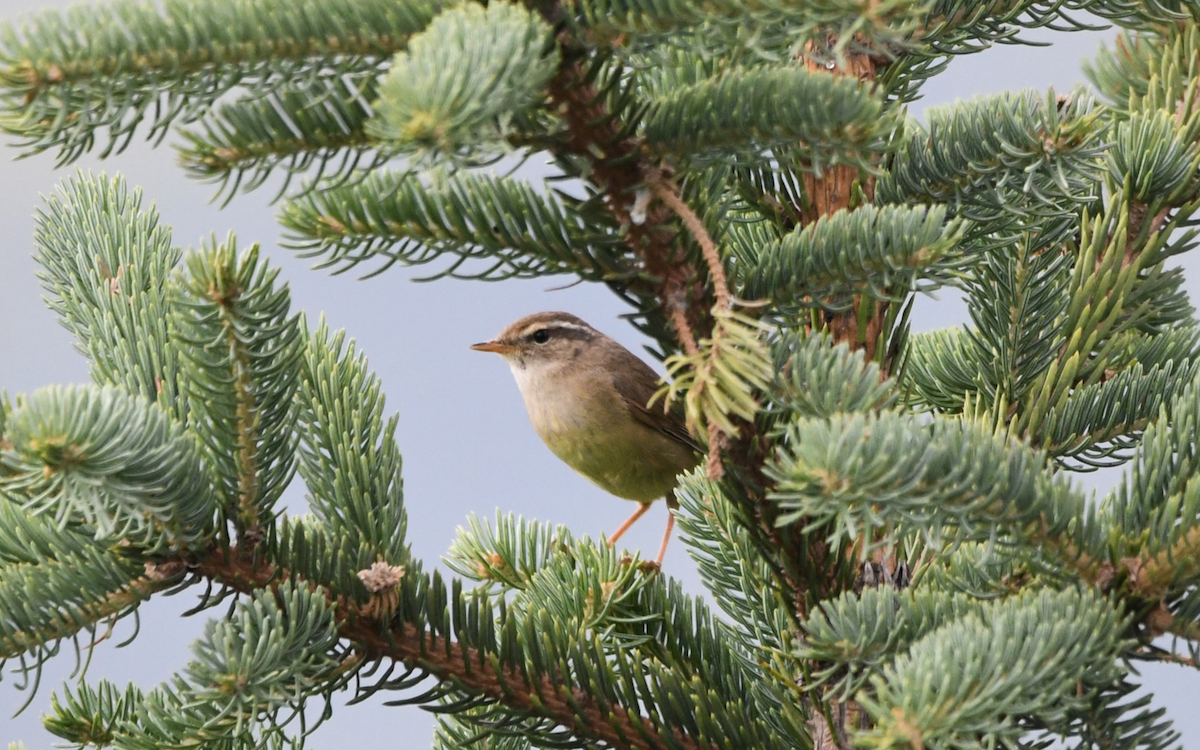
[1,1,1200,748]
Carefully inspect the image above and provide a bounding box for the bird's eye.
[532,329,551,344]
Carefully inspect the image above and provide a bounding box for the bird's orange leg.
[608,502,652,547]
[654,510,676,566]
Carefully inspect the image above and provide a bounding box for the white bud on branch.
[357,560,406,592]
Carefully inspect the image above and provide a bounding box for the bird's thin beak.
[470,340,516,354]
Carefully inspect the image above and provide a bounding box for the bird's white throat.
[507,356,595,433]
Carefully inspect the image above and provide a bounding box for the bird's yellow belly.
[533,406,696,503]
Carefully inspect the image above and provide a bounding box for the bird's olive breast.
[527,380,696,502]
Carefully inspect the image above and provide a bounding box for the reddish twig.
[654,176,734,481]
[651,180,731,312]
[667,302,701,357]
[705,423,726,480]
[666,299,725,479]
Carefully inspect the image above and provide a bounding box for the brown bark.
[797,45,891,370]
[807,699,868,750]
[793,46,884,750]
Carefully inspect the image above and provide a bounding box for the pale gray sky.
[0,5,1197,748]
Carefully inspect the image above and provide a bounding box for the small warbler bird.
[471,311,702,565]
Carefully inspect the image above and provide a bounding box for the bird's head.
[470,311,601,373]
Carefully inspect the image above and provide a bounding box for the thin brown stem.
[1141,650,1197,669]
[667,304,700,357]
[651,180,731,312]
[667,302,725,479]
[230,336,261,546]
[705,423,725,480]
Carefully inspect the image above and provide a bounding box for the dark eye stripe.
[547,327,592,342]
[521,324,594,343]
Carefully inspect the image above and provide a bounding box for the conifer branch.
[296,320,408,564]
[857,588,1128,750]
[641,65,888,167]
[737,203,968,316]
[877,89,1103,231]
[345,624,689,750]
[230,329,263,542]
[191,549,705,750]
[177,75,385,202]
[1136,526,1200,603]
[0,558,165,660]
[566,0,924,47]
[32,173,186,418]
[367,2,559,159]
[1148,651,1197,669]
[280,168,628,280]
[172,239,301,547]
[2,384,215,552]
[0,0,446,161]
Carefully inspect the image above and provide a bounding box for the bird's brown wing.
[611,347,704,454]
